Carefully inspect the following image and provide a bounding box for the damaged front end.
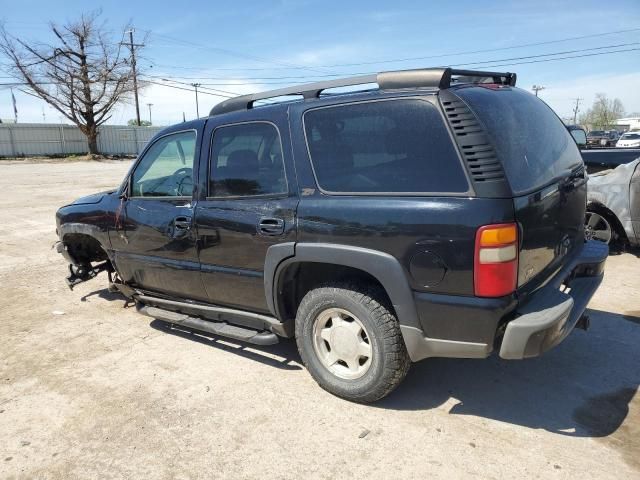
[54,239,113,290]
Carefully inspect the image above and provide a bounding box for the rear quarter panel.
[296,195,515,296]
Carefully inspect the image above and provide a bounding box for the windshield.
[588,131,605,136]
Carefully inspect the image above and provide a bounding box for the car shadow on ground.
[378,308,640,441]
[79,287,303,370]
[80,287,134,305]
[85,286,638,440]
[148,320,303,371]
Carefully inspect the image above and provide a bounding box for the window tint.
[456,87,583,194]
[210,122,286,197]
[131,131,196,197]
[303,99,468,193]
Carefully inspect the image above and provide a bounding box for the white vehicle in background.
[616,131,640,148]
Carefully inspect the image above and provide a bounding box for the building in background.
[616,117,640,132]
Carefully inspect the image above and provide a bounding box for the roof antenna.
[182,112,186,122]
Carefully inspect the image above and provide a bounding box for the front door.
[112,129,208,301]
[195,116,298,313]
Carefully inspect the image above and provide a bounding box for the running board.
[135,294,292,337]
[139,305,279,346]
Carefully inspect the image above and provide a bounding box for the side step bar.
[139,305,279,346]
[135,294,291,337]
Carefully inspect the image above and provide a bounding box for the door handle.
[172,216,192,238]
[258,217,285,236]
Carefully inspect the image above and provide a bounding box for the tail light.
[474,223,518,297]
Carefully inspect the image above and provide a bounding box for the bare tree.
[579,93,625,130]
[0,12,142,154]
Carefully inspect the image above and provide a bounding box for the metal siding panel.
[0,127,13,156]
[0,124,162,156]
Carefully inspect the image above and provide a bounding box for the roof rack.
[209,67,516,116]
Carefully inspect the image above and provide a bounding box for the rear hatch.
[455,86,586,294]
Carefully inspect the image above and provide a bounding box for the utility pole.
[532,85,545,97]
[126,29,142,126]
[10,87,17,123]
[191,83,201,118]
[572,98,582,124]
[147,103,153,125]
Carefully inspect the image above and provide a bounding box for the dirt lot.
[1,160,639,479]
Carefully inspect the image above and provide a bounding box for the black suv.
[56,67,608,402]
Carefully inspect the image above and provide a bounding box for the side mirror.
[569,128,587,148]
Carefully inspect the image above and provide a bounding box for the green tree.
[128,119,151,126]
[579,93,625,130]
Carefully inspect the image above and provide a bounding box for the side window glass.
[209,123,286,197]
[303,100,468,193]
[131,131,196,197]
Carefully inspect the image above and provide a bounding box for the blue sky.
[1,0,639,125]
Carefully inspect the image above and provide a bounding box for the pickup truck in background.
[586,130,619,148]
[568,126,640,173]
[568,126,640,249]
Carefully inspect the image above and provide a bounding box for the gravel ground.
[0,160,638,479]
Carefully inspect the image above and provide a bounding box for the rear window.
[303,99,469,194]
[456,87,583,194]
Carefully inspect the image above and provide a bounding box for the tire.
[585,209,627,252]
[295,283,410,403]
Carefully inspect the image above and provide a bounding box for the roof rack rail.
[209,67,516,116]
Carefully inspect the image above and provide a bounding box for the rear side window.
[209,122,287,197]
[303,99,469,194]
[456,87,583,194]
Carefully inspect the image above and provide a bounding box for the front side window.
[131,131,196,197]
[209,122,286,197]
[303,99,469,194]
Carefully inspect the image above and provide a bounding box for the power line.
[143,41,640,84]
[146,26,640,72]
[140,47,640,88]
[143,79,236,98]
[469,46,640,69]
[141,76,240,97]
[3,46,639,92]
[142,30,328,75]
[282,27,640,69]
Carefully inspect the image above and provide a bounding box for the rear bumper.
[499,240,608,359]
[400,240,607,362]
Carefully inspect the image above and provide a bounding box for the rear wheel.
[295,283,410,403]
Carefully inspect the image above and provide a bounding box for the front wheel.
[295,283,410,403]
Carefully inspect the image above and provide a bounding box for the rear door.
[455,86,586,292]
[194,108,298,313]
